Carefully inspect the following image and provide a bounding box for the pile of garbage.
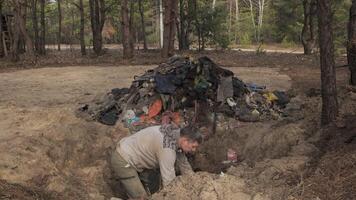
[76,56,289,132]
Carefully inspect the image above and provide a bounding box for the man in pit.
[111,124,202,199]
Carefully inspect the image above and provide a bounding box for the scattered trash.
[245,83,266,92]
[76,56,291,133]
[226,97,237,107]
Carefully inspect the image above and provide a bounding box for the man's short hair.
[180,125,203,144]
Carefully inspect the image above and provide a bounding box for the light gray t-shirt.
[116,125,193,186]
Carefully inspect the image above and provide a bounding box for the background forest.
[0,0,351,56]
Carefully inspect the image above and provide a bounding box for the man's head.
[178,125,202,153]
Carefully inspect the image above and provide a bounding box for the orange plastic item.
[148,99,163,118]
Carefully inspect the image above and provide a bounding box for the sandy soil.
[0,50,354,200]
[0,64,292,199]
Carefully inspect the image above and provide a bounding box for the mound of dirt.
[152,172,269,200]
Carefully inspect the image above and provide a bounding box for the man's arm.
[176,152,194,175]
[158,149,177,186]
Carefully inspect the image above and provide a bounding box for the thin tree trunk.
[228,0,232,42]
[178,0,190,50]
[71,8,75,51]
[31,0,40,53]
[302,0,316,55]
[129,0,135,51]
[12,12,20,61]
[155,0,160,47]
[89,0,105,55]
[317,0,338,125]
[79,0,86,55]
[235,0,239,44]
[57,0,62,51]
[248,0,257,42]
[122,0,133,58]
[177,1,182,50]
[159,0,163,48]
[40,0,45,55]
[138,0,147,50]
[348,0,356,85]
[0,0,3,57]
[193,0,200,51]
[212,0,216,9]
[258,0,265,43]
[162,0,178,57]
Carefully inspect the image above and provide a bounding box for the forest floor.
[0,48,355,200]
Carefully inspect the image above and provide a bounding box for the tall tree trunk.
[138,0,147,50]
[79,0,86,55]
[228,0,232,42]
[155,0,160,47]
[14,0,34,56]
[89,0,105,55]
[57,0,62,51]
[317,0,338,125]
[71,8,75,51]
[129,0,135,51]
[40,0,45,55]
[302,0,316,55]
[248,0,257,42]
[0,0,3,57]
[235,0,239,44]
[348,0,356,85]
[31,0,40,53]
[12,12,20,61]
[121,0,133,58]
[193,0,201,51]
[178,0,191,50]
[159,0,163,48]
[162,0,178,57]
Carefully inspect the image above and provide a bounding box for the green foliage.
[333,0,351,49]
[193,1,229,49]
[281,37,297,48]
[265,0,304,43]
[12,0,355,50]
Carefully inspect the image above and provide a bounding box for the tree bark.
[228,0,232,42]
[0,0,3,57]
[12,12,20,61]
[248,0,257,42]
[57,0,62,51]
[162,0,178,57]
[178,0,191,50]
[89,0,105,55]
[31,0,40,53]
[14,0,34,56]
[317,0,338,125]
[347,0,356,85]
[159,0,163,47]
[121,0,133,58]
[235,0,239,44]
[129,0,135,50]
[39,0,46,55]
[193,0,201,51]
[79,0,86,55]
[302,0,316,55]
[138,0,147,50]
